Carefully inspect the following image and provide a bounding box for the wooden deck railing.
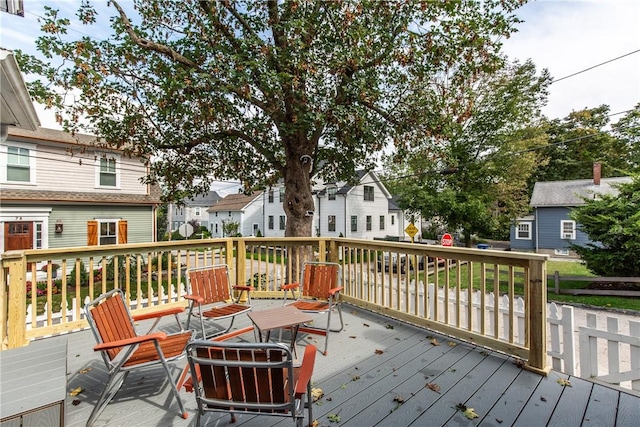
[0,237,549,374]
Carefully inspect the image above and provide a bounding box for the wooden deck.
[30,300,640,427]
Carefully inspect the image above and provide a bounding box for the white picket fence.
[25,278,640,391]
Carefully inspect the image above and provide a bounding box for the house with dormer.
[262,170,404,240]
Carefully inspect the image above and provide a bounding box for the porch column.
[527,258,550,375]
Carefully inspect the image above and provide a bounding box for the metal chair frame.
[83,288,193,427]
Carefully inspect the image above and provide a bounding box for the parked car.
[377,254,428,273]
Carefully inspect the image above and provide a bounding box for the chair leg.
[86,370,129,427]
[155,341,188,419]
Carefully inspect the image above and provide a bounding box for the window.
[328,215,336,232]
[351,216,357,232]
[268,190,274,203]
[99,157,117,187]
[279,215,286,230]
[379,216,385,230]
[561,220,576,239]
[6,146,30,182]
[215,223,218,234]
[328,187,336,200]
[391,215,395,225]
[279,187,285,202]
[88,220,127,245]
[268,215,274,230]
[194,207,201,216]
[366,215,372,231]
[253,223,259,236]
[100,221,117,245]
[364,185,374,201]
[516,222,531,240]
[35,223,42,249]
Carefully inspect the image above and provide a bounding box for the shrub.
[68,261,89,286]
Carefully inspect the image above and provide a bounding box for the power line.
[552,49,640,84]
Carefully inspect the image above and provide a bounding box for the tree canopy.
[384,58,551,245]
[18,0,527,237]
[570,177,640,277]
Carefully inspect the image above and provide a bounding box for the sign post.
[404,223,418,243]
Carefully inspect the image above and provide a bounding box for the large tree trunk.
[282,152,315,281]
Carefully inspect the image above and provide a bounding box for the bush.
[68,261,89,286]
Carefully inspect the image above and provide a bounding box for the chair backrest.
[187,340,296,415]
[187,264,233,304]
[301,262,340,299]
[84,289,137,363]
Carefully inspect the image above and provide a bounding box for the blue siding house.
[511,163,632,257]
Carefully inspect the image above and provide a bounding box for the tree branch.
[111,0,199,69]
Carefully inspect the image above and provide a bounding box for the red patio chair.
[186,340,317,427]
[84,289,193,427]
[184,264,253,339]
[282,262,343,355]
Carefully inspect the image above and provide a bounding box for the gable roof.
[207,192,262,212]
[530,177,632,207]
[0,187,162,205]
[1,49,40,132]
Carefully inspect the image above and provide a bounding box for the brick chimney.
[593,162,601,185]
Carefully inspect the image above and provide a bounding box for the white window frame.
[516,221,532,240]
[1,142,37,184]
[279,215,286,230]
[268,215,274,230]
[268,189,274,203]
[194,207,201,216]
[364,185,374,201]
[95,153,121,189]
[379,215,385,230]
[98,219,118,245]
[561,220,576,240]
[366,215,372,231]
[279,187,285,202]
[351,216,357,232]
[327,187,336,201]
[328,215,336,232]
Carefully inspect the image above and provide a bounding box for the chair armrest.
[232,285,254,292]
[94,331,167,351]
[295,344,317,396]
[132,306,185,322]
[184,294,204,304]
[282,283,300,291]
[328,286,343,296]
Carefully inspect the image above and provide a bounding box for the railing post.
[5,253,28,349]
[527,258,550,375]
[327,239,338,263]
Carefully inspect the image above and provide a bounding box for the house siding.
[535,207,589,253]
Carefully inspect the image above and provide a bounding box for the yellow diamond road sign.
[405,223,418,238]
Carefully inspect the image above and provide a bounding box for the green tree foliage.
[18,0,526,237]
[528,105,633,189]
[384,59,551,245]
[611,103,640,172]
[570,177,640,276]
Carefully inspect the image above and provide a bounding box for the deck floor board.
[18,299,636,427]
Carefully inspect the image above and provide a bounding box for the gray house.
[511,163,632,257]
[167,191,222,235]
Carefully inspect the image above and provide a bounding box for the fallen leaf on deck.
[557,378,572,387]
[375,349,384,355]
[328,413,341,423]
[386,324,394,329]
[72,399,81,406]
[363,323,370,327]
[311,388,324,402]
[480,351,489,356]
[430,338,440,346]
[69,387,83,396]
[349,335,357,339]
[540,396,547,402]
[352,375,360,381]
[447,341,457,347]
[79,368,92,374]
[464,407,479,419]
[496,418,503,423]
[514,359,525,368]
[311,420,319,427]
[426,383,441,393]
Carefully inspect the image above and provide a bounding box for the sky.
[1,0,638,129]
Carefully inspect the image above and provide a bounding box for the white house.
[207,192,263,237]
[262,170,405,240]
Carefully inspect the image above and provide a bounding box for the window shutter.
[118,220,128,244]
[87,221,98,246]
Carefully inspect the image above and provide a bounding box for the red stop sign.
[441,233,454,247]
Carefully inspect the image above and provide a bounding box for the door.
[4,222,33,251]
